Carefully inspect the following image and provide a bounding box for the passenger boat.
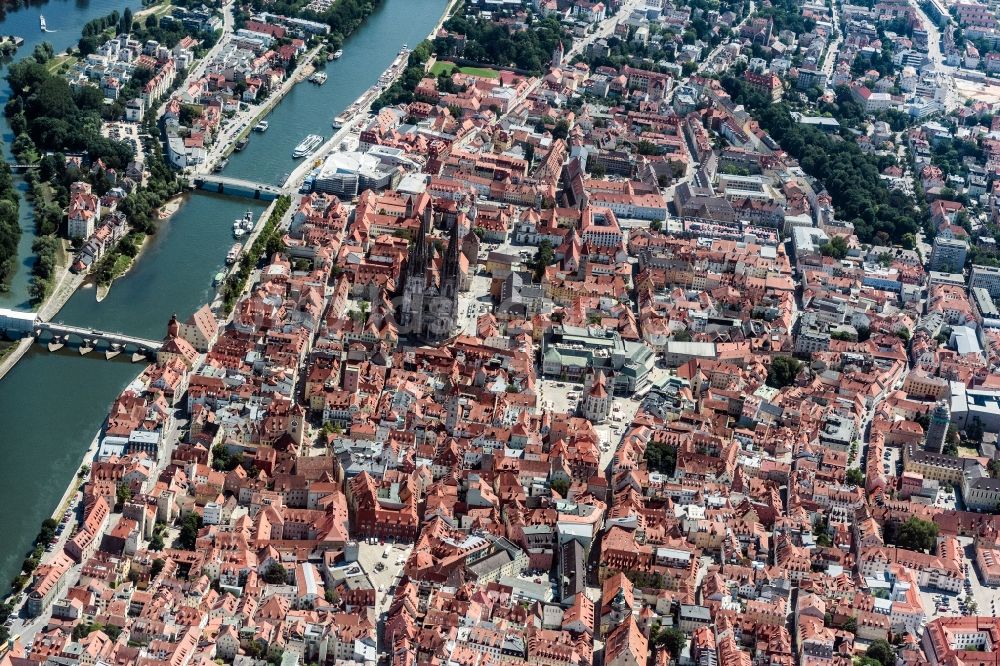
[309,71,328,84]
[213,158,228,173]
[233,214,250,238]
[238,210,254,231]
[333,49,343,59]
[226,243,241,265]
[39,15,46,31]
[292,134,323,158]
[253,120,269,132]
[235,136,249,152]
[213,271,226,286]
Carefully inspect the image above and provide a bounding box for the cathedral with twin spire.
[398,206,461,345]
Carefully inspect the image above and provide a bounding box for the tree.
[893,516,938,553]
[120,7,133,35]
[245,641,265,659]
[550,479,569,497]
[650,220,662,232]
[72,623,95,640]
[32,42,54,64]
[211,444,239,471]
[38,518,58,545]
[149,532,164,551]
[263,561,287,584]
[866,639,896,666]
[116,484,133,507]
[766,356,802,389]
[655,627,686,657]
[819,235,849,259]
[265,233,285,260]
[645,440,676,475]
[177,512,203,550]
[12,133,36,162]
[151,559,165,577]
[989,459,1000,479]
[846,468,865,487]
[532,240,554,280]
[636,139,659,155]
[843,616,858,634]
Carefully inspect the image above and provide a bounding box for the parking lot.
[356,540,412,613]
[963,537,999,618]
[100,121,146,165]
[917,537,998,626]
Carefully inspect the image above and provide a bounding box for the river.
[0,0,448,589]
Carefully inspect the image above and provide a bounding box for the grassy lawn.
[958,446,980,459]
[137,0,173,19]
[430,61,499,79]
[111,254,132,279]
[46,53,78,74]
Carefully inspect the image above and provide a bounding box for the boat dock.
[289,49,418,188]
[332,49,410,129]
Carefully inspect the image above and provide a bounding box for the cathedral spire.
[443,218,461,280]
[409,205,429,277]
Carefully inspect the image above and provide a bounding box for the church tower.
[551,41,564,68]
[582,370,611,423]
[926,400,950,453]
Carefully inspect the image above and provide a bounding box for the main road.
[909,0,959,110]
[821,0,841,78]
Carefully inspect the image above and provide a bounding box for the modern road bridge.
[190,174,284,200]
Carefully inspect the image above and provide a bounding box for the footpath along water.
[0,0,450,592]
[0,0,144,309]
